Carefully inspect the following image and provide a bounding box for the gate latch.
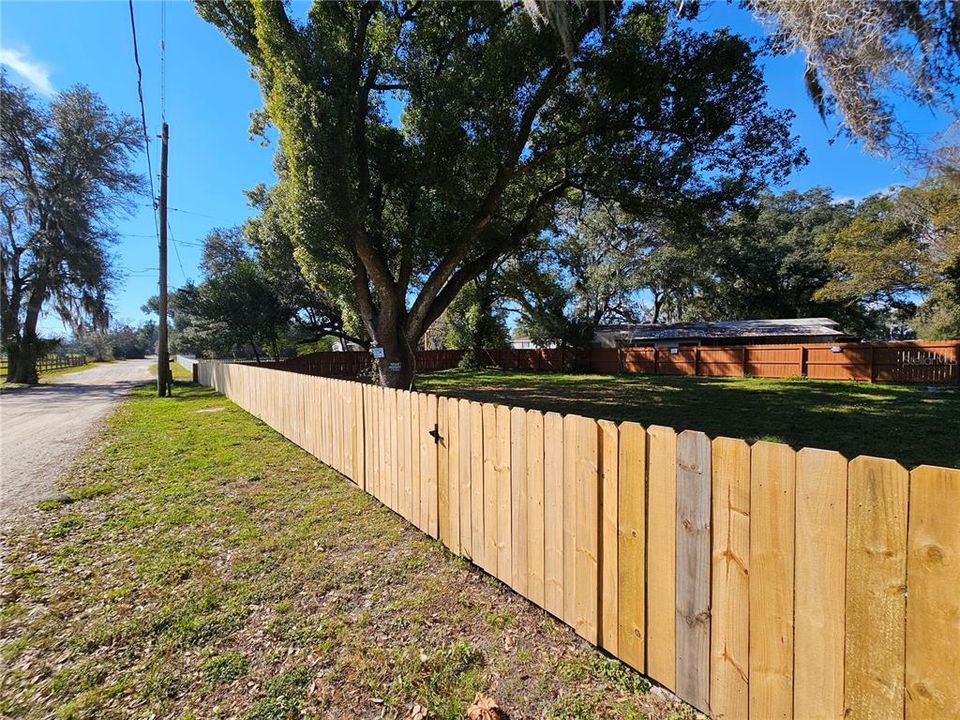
[428,424,443,445]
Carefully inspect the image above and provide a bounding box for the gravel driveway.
[0,358,154,523]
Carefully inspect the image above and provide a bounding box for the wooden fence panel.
[845,456,909,720]
[562,414,580,626]
[441,395,457,545]
[647,425,678,690]
[496,405,513,587]
[353,383,365,489]
[574,416,600,644]
[457,399,472,558]
[482,403,499,576]
[749,441,796,720]
[399,391,412,519]
[526,410,546,609]
[438,396,451,547]
[617,421,646,673]
[511,407,528,596]
[794,448,847,720]
[412,393,423,528]
[469,402,484,563]
[906,465,960,720]
[710,437,750,720]
[599,420,619,654]
[676,430,711,711]
[423,393,438,537]
[544,412,565,618]
[194,361,960,720]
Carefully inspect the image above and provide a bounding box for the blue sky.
[0,1,949,337]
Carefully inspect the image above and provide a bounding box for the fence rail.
[274,340,960,385]
[196,360,959,719]
[0,353,87,376]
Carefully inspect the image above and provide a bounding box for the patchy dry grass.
[418,369,960,469]
[0,384,695,720]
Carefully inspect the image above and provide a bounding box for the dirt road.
[0,359,153,523]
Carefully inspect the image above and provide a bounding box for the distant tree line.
[175,164,958,363]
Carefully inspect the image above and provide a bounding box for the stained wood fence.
[196,360,959,719]
[276,340,960,385]
[0,352,86,376]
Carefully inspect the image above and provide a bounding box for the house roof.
[599,318,846,342]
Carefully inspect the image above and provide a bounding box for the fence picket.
[845,456,908,720]
[676,430,712,711]
[423,393,438,538]
[647,425,677,690]
[599,419,619,654]
[470,401,484,562]
[575,416,600,644]
[709,437,750,720]
[526,410,546,608]
[496,405,513,587]
[906,465,960,720]
[413,393,425,527]
[511,407,529,596]
[562,414,580,626]
[438,396,451,546]
[544,412,565,618]
[482,403,499,576]
[749,441,796,720]
[794,448,847,720]
[442,397,458,550]
[458,400,472,555]
[617,421,646,673]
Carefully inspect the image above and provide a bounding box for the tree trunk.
[8,283,45,384]
[377,330,416,389]
[6,342,39,384]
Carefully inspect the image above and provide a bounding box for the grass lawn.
[148,361,194,381]
[0,382,693,720]
[417,369,960,469]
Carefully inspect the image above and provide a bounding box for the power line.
[160,0,167,123]
[167,222,188,281]
[127,0,159,242]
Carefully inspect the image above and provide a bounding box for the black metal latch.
[428,424,443,445]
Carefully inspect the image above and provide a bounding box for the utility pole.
[157,122,171,397]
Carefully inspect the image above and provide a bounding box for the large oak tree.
[198,0,801,387]
[1,76,141,383]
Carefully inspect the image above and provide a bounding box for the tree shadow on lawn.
[418,370,959,469]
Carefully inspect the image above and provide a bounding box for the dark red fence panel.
[265,340,959,385]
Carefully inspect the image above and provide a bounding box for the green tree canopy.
[198,0,802,386]
[1,76,141,383]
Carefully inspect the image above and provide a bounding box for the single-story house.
[510,336,557,349]
[593,317,853,348]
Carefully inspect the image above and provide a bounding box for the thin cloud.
[0,47,55,96]
[835,184,898,204]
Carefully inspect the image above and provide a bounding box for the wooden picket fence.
[196,361,959,719]
[0,352,86,376]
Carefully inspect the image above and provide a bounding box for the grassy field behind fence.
[197,361,960,720]
[418,370,960,469]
